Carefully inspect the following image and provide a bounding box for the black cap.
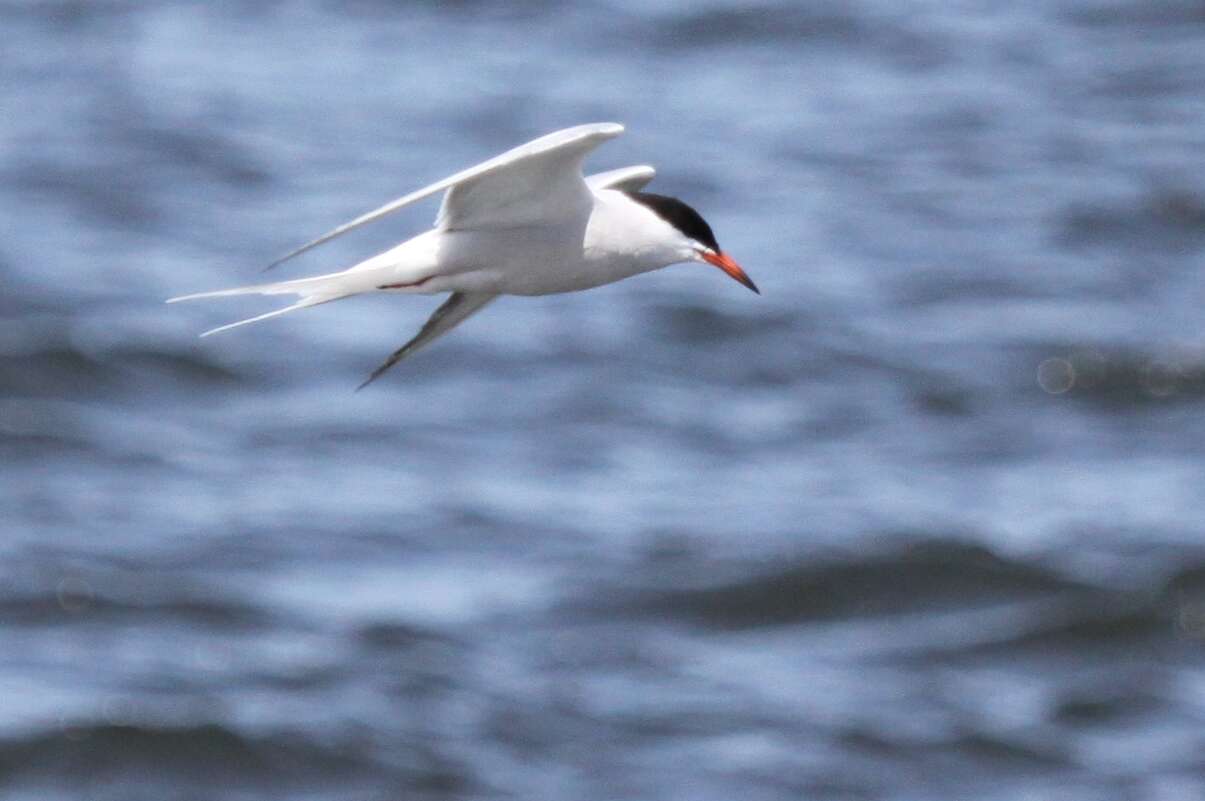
[623,191,721,252]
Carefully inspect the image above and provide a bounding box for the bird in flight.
[169,123,758,388]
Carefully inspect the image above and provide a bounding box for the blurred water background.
[3,1,1205,799]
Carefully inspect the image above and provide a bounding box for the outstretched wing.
[357,291,498,390]
[435,124,624,231]
[268,123,624,270]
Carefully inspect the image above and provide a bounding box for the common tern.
[169,123,758,388]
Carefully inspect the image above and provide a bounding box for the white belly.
[435,198,662,296]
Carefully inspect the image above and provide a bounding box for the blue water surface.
[2,2,1204,799]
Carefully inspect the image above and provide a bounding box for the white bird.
[168,123,758,388]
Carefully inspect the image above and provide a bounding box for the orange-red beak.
[701,250,759,294]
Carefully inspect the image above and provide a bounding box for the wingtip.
[355,361,394,391]
[262,248,303,272]
[568,122,624,139]
[355,371,382,392]
[262,251,298,273]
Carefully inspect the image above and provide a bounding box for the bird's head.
[623,191,759,294]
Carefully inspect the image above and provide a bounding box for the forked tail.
[167,270,378,337]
